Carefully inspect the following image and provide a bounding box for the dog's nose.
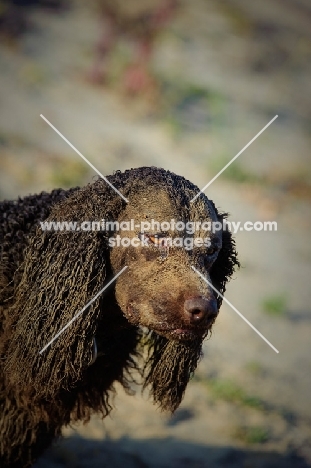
[184,296,218,324]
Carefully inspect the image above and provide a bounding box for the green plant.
[233,425,269,444]
[245,361,264,376]
[205,378,263,410]
[261,294,288,316]
[159,77,226,133]
[50,159,90,188]
[209,156,261,184]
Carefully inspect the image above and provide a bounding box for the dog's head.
[104,167,239,411]
[109,168,239,343]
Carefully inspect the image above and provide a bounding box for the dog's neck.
[94,287,135,354]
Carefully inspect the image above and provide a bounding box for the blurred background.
[0,0,311,466]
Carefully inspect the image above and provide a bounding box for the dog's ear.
[210,212,240,309]
[4,184,120,400]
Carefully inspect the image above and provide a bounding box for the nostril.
[190,308,204,321]
[184,297,217,324]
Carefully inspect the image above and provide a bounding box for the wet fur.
[0,167,239,467]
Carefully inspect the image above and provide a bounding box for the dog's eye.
[138,232,170,261]
[138,232,154,245]
[205,246,218,256]
[138,233,169,247]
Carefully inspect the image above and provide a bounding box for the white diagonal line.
[191,115,278,203]
[39,266,128,354]
[40,114,129,203]
[191,266,279,353]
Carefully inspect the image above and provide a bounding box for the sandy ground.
[0,0,311,466]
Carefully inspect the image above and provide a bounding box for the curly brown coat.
[0,167,239,467]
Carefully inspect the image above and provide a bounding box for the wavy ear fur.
[210,210,240,308]
[4,182,123,400]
